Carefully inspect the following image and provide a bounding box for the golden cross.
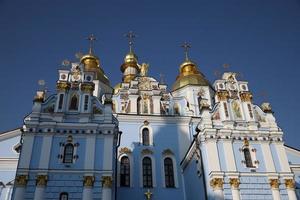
[181,42,191,61]
[144,189,152,200]
[86,34,97,54]
[125,31,137,53]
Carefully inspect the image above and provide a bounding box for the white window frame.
[139,125,153,146]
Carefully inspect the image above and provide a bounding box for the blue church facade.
[0,36,299,200]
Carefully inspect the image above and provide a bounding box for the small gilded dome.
[172,60,210,91]
[124,52,138,63]
[80,53,110,84]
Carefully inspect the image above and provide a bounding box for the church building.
[0,33,299,200]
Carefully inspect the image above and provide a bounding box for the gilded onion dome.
[173,42,210,91]
[80,34,110,85]
[120,51,140,83]
[172,59,210,91]
[80,53,110,84]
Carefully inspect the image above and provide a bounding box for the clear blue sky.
[0,0,299,148]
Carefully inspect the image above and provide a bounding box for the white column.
[274,143,291,172]
[13,175,27,200]
[222,140,237,171]
[38,136,53,169]
[33,175,47,200]
[129,95,138,114]
[205,140,221,172]
[229,178,240,200]
[285,179,297,200]
[82,188,93,200]
[210,178,224,200]
[84,136,96,170]
[261,142,276,172]
[102,176,112,200]
[82,176,94,200]
[102,136,113,170]
[269,179,281,200]
[18,135,34,169]
[151,96,161,115]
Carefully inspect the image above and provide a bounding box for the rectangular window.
[84,95,89,111]
[58,94,64,110]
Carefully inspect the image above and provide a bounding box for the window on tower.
[142,157,153,188]
[243,148,254,168]
[142,128,150,146]
[59,192,68,200]
[164,157,175,188]
[63,143,74,163]
[69,94,79,110]
[84,95,89,111]
[58,94,64,110]
[120,156,130,187]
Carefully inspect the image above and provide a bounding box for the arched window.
[69,94,78,110]
[60,192,68,200]
[244,148,253,168]
[164,158,175,188]
[120,156,130,187]
[63,143,74,163]
[142,157,152,188]
[142,128,150,146]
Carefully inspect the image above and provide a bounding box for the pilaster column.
[151,96,161,115]
[34,175,47,200]
[205,139,221,172]
[210,178,224,200]
[229,178,241,200]
[285,179,297,200]
[129,95,138,114]
[269,179,281,200]
[13,175,28,200]
[101,176,112,200]
[83,176,94,200]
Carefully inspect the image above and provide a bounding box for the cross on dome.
[125,31,137,53]
[86,34,97,54]
[181,42,191,61]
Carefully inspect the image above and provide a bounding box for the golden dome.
[124,52,138,63]
[80,53,110,84]
[172,60,210,91]
[120,52,140,83]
